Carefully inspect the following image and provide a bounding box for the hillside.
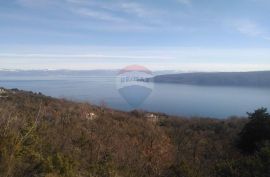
[0,87,269,177]
[153,71,270,87]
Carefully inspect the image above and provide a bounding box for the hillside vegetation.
[0,88,269,177]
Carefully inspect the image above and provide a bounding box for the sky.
[0,0,270,71]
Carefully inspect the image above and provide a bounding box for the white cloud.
[16,0,58,7]
[176,0,192,6]
[232,19,270,40]
[119,2,154,18]
[18,0,162,20]
[234,20,263,36]
[67,0,158,19]
[263,36,270,41]
[14,0,184,32]
[0,53,169,60]
[67,1,170,30]
[1,47,270,71]
[74,8,125,23]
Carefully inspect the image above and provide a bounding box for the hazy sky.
[1,0,270,71]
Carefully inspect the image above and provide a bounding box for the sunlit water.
[1,76,270,118]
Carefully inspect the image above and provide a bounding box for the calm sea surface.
[1,76,270,118]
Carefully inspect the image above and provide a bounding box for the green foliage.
[215,144,270,177]
[238,108,270,154]
[215,108,270,177]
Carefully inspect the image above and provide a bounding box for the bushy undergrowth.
[0,88,268,177]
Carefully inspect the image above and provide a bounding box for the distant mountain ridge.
[153,71,270,87]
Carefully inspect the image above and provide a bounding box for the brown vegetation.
[0,88,268,177]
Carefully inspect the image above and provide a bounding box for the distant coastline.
[152,71,270,87]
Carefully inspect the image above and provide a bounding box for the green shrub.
[238,108,270,154]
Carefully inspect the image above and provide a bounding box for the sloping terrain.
[0,88,250,177]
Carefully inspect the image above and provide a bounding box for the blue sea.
[1,75,270,118]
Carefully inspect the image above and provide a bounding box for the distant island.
[153,71,270,87]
